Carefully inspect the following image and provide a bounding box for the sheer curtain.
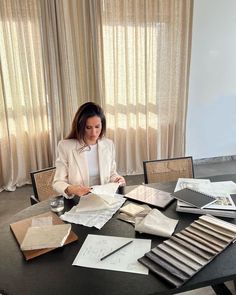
[50,0,193,175]
[100,0,193,174]
[39,0,105,157]
[0,0,193,190]
[0,0,52,191]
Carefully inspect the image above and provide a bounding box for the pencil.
[100,240,133,261]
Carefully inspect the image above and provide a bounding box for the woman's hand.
[114,176,126,186]
[65,184,91,197]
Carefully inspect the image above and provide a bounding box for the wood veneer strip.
[190,223,231,243]
[145,252,190,281]
[186,226,228,248]
[200,215,236,234]
[181,229,223,252]
[138,256,183,287]
[175,233,217,255]
[158,243,201,271]
[171,236,212,260]
[164,239,206,265]
[151,247,195,276]
[195,219,235,238]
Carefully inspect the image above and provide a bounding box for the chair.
[143,156,194,184]
[30,167,60,204]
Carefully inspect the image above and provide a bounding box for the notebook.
[172,188,217,209]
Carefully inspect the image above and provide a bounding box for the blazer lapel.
[98,139,109,184]
[72,143,89,186]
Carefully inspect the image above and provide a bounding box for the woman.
[53,102,125,198]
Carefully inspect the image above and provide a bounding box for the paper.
[72,234,151,274]
[20,224,71,250]
[61,194,125,229]
[91,183,120,205]
[135,209,178,237]
[174,178,211,192]
[75,193,112,212]
[31,216,53,227]
[91,182,120,196]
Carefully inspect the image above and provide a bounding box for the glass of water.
[50,196,64,213]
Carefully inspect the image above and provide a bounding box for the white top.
[85,144,100,186]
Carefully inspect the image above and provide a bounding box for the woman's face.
[84,116,102,145]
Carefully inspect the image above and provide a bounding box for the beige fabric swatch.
[20,224,71,250]
[135,209,178,237]
[120,203,145,217]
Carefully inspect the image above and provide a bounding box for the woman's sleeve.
[109,140,120,182]
[52,141,72,198]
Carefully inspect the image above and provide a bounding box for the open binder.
[10,211,78,260]
[172,188,217,209]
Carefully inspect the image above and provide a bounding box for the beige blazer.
[53,138,120,196]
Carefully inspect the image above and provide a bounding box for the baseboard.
[194,155,236,165]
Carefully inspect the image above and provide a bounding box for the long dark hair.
[66,102,106,146]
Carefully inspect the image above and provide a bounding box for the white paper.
[60,194,125,229]
[91,183,120,205]
[174,178,211,192]
[20,224,71,250]
[72,234,151,274]
[31,216,53,227]
[75,193,112,212]
[91,183,120,196]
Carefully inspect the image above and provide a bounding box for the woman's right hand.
[65,185,91,197]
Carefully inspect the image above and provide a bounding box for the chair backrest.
[143,156,194,184]
[30,167,59,202]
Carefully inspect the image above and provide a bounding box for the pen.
[100,240,133,261]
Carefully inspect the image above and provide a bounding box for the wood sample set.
[138,215,236,287]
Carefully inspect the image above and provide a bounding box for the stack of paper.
[60,183,126,229]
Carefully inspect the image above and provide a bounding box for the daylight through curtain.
[0,0,193,191]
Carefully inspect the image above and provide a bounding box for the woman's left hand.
[114,176,126,186]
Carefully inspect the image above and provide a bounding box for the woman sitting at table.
[53,102,125,198]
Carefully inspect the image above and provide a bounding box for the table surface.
[1,174,236,295]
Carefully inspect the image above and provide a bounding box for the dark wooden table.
[1,174,236,295]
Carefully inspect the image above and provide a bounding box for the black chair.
[30,167,60,205]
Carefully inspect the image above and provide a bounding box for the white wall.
[186,0,236,159]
